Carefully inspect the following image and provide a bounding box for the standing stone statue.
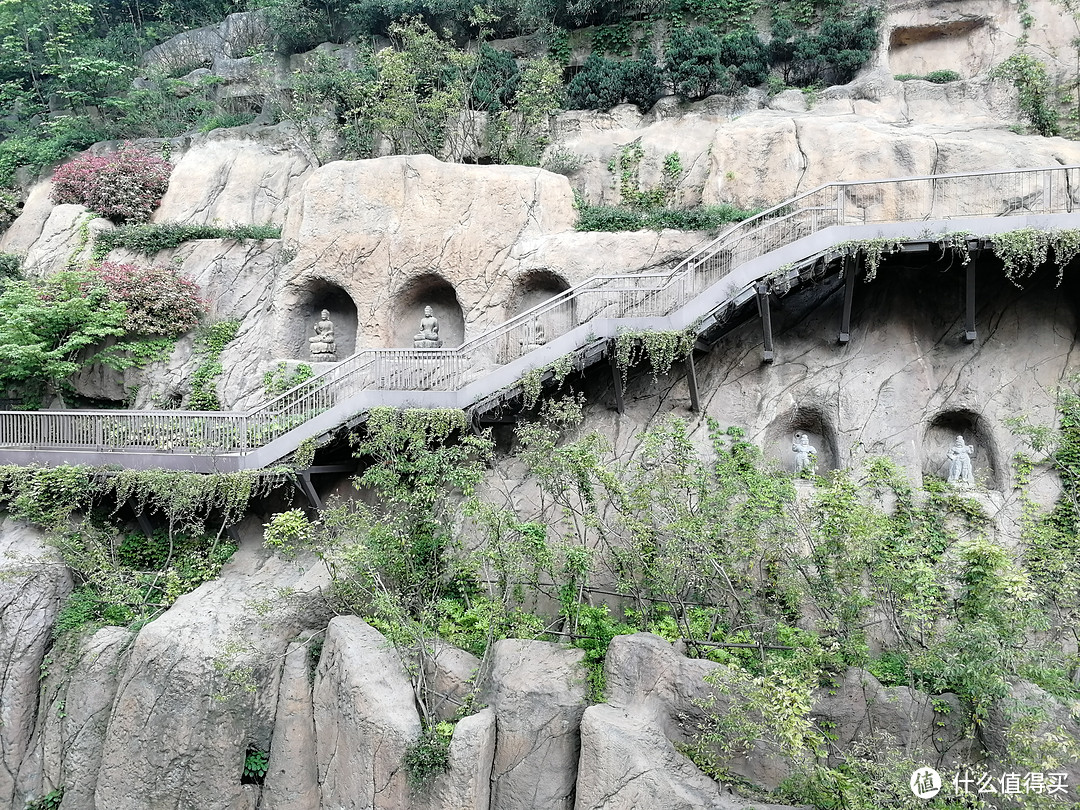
[413,305,443,348]
[309,309,337,362]
[792,432,817,475]
[521,317,547,351]
[947,435,975,487]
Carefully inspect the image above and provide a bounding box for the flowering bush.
[89,262,204,335]
[51,145,172,224]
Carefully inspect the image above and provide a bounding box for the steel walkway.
[2,165,1078,471]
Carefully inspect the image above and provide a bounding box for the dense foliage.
[0,0,885,188]
[259,380,1080,805]
[0,464,288,636]
[91,262,204,335]
[50,145,172,223]
[0,263,203,403]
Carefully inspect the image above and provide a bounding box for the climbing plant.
[187,319,241,410]
[614,328,696,382]
[991,228,1080,285]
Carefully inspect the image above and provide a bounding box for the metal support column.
[685,352,701,413]
[964,258,977,343]
[839,255,856,344]
[295,471,323,510]
[756,282,775,364]
[608,339,625,414]
[135,511,155,539]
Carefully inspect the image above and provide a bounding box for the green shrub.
[471,43,520,112]
[925,69,961,83]
[197,112,256,133]
[25,787,64,810]
[576,203,757,232]
[718,28,769,89]
[0,188,21,227]
[566,55,625,110]
[665,26,724,101]
[0,117,103,188]
[990,53,1058,136]
[403,724,453,789]
[93,222,281,260]
[619,58,662,110]
[242,749,269,784]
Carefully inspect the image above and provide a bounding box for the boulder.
[421,707,497,810]
[93,530,331,810]
[261,636,320,810]
[312,616,419,810]
[0,519,72,809]
[420,641,482,723]
[16,626,134,809]
[482,639,589,810]
[575,704,802,810]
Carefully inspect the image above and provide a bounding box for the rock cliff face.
[3,4,1080,805]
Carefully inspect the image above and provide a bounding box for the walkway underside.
[1,165,1078,472]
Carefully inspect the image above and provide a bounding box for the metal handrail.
[1,164,1077,465]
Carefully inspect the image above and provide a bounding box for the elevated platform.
[1,165,1077,471]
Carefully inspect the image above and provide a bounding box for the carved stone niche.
[764,405,839,475]
[924,409,1001,490]
[295,279,358,360]
[392,273,465,349]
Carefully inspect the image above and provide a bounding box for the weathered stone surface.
[16,626,133,809]
[575,704,802,810]
[155,124,316,227]
[814,668,970,765]
[141,11,270,73]
[261,636,320,810]
[482,639,589,810]
[605,633,718,744]
[421,641,481,723]
[93,531,331,810]
[883,0,1075,85]
[421,707,497,810]
[0,520,72,810]
[312,616,419,810]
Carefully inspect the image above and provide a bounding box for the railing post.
[837,185,845,225]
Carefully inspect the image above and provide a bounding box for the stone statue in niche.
[309,309,337,362]
[521,317,546,351]
[413,306,443,348]
[947,435,975,487]
[792,431,817,475]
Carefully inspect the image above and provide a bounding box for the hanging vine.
[614,328,696,382]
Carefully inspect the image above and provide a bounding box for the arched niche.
[294,279,358,359]
[764,405,839,475]
[924,409,1001,490]
[507,269,571,318]
[392,273,465,348]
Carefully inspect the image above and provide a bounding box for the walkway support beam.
[756,282,775,364]
[839,255,856,344]
[608,340,625,414]
[965,258,977,343]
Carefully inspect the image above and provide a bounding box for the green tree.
[664,26,724,101]
[0,270,126,397]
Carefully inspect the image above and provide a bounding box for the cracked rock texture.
[481,639,589,810]
[0,520,72,810]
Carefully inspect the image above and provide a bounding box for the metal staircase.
[2,165,1078,472]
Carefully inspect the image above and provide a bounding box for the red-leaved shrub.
[89,262,204,335]
[51,144,172,224]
